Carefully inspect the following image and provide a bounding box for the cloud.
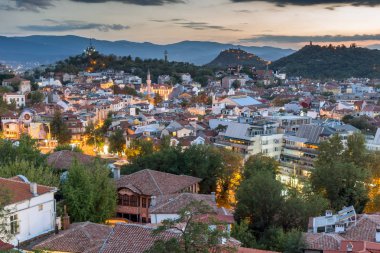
[70,0,184,6]
[19,19,130,32]
[0,0,55,12]
[240,34,380,43]
[230,0,380,7]
[0,0,183,11]
[152,19,241,32]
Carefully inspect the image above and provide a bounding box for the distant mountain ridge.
[0,35,295,66]
[207,48,268,68]
[270,45,380,79]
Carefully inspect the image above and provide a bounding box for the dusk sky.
[1,0,380,49]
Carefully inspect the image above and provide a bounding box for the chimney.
[376,226,380,242]
[150,196,157,207]
[211,192,216,203]
[113,167,120,180]
[30,182,38,197]
[325,210,333,217]
[346,242,353,252]
[62,205,70,230]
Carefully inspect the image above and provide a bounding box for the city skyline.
[1,0,380,49]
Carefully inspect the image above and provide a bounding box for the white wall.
[5,192,55,245]
[150,214,180,224]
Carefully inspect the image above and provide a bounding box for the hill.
[270,45,380,79]
[0,35,295,66]
[206,49,268,68]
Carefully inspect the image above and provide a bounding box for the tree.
[154,93,164,106]
[311,134,369,212]
[62,160,116,223]
[0,134,46,166]
[51,110,71,144]
[244,154,279,179]
[145,238,182,253]
[231,80,241,90]
[54,144,83,153]
[0,160,59,187]
[235,171,284,234]
[29,91,45,104]
[148,200,233,253]
[231,219,257,248]
[85,121,104,147]
[0,188,12,242]
[109,129,125,155]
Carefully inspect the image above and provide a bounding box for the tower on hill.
[84,38,97,56]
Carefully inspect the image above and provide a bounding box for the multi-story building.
[3,93,26,108]
[212,119,283,161]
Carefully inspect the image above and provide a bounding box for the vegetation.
[342,115,377,134]
[54,144,83,153]
[62,160,116,223]
[108,129,125,155]
[146,200,233,253]
[271,44,380,79]
[311,133,370,212]
[50,52,214,86]
[50,110,71,144]
[0,160,59,187]
[0,187,11,242]
[207,48,267,68]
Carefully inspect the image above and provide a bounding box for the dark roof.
[47,150,95,170]
[0,177,56,204]
[117,169,202,196]
[0,240,13,251]
[100,223,180,253]
[33,222,112,253]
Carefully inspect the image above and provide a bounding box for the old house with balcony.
[115,169,201,223]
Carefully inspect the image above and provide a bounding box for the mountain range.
[0,35,295,66]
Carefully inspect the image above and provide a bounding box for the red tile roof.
[0,240,13,251]
[100,223,180,253]
[33,222,112,253]
[47,150,95,170]
[0,177,56,204]
[117,169,202,196]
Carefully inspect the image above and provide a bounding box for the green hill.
[206,48,268,68]
[270,44,380,79]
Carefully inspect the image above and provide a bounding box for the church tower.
[147,69,152,95]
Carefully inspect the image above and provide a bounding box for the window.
[142,198,147,207]
[10,214,19,234]
[38,204,43,211]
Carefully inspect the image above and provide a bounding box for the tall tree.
[51,110,71,144]
[62,160,116,223]
[108,129,125,155]
[0,160,59,187]
[148,200,233,253]
[0,188,11,242]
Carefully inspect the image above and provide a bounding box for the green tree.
[149,200,233,253]
[51,111,71,144]
[0,160,59,187]
[109,129,125,155]
[231,219,257,248]
[231,80,241,90]
[0,187,12,242]
[145,238,182,253]
[62,160,116,223]
[311,134,369,212]
[85,121,104,147]
[244,154,279,179]
[154,93,164,106]
[54,144,83,153]
[29,91,45,104]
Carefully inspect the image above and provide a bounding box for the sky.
[1,0,380,49]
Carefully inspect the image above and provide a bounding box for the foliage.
[231,219,257,248]
[51,53,214,86]
[231,80,241,90]
[54,144,83,153]
[62,160,116,223]
[271,44,380,79]
[0,187,12,242]
[0,134,46,166]
[243,154,279,179]
[149,200,233,253]
[154,92,164,106]
[85,121,104,147]
[108,129,125,155]
[50,110,71,144]
[145,238,183,253]
[29,91,45,104]
[342,115,377,134]
[365,152,380,212]
[311,133,370,212]
[207,48,267,69]
[0,160,59,187]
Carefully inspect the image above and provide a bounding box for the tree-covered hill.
[50,52,214,85]
[206,48,268,68]
[270,44,380,79]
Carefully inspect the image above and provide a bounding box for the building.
[2,77,31,94]
[211,119,283,160]
[115,169,202,223]
[3,93,26,108]
[0,176,57,246]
